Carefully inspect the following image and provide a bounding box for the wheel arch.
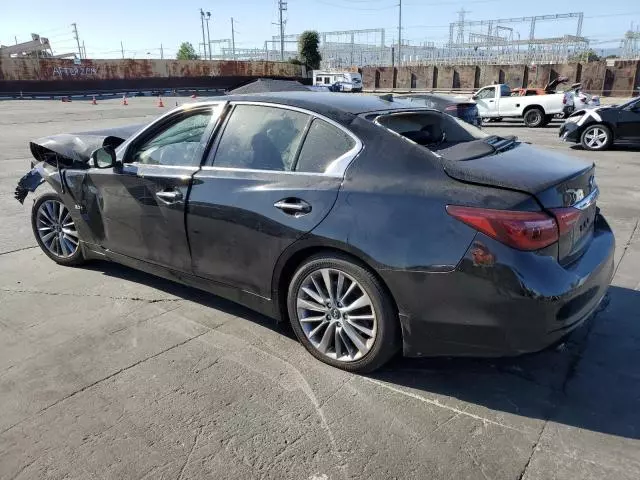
[584,121,616,140]
[272,241,400,328]
[522,104,545,116]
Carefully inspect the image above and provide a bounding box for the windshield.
[619,97,640,109]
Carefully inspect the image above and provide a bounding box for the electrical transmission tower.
[277,0,288,61]
[71,23,82,59]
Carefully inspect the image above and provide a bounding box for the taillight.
[446,206,558,251]
[550,207,582,235]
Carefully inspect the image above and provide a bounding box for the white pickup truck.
[472,84,571,127]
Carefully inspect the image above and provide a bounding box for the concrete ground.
[1,97,639,480]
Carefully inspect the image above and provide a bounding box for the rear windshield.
[373,111,517,162]
[374,111,488,144]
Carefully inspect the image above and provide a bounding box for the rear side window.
[500,84,511,97]
[295,119,356,173]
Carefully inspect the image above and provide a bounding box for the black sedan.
[397,93,481,126]
[16,92,614,373]
[559,96,640,151]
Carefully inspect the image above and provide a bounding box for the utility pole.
[231,18,237,61]
[200,9,208,60]
[205,11,212,60]
[82,41,86,59]
[397,0,402,66]
[160,43,164,60]
[121,41,124,59]
[15,36,18,44]
[72,23,82,59]
[278,0,287,61]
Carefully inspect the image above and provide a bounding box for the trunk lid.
[442,143,597,264]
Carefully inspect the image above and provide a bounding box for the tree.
[176,42,199,60]
[571,49,601,63]
[298,31,321,70]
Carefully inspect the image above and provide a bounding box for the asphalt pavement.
[1,98,639,480]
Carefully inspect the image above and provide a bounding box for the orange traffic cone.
[122,95,128,106]
[91,95,97,105]
[157,97,164,107]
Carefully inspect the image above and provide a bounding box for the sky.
[1,0,639,58]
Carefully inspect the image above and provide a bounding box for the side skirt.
[82,242,279,320]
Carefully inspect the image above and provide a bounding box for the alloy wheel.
[584,127,608,149]
[296,268,378,362]
[36,200,79,258]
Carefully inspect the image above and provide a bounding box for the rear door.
[187,102,361,298]
[86,104,223,271]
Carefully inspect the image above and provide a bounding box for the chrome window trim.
[198,165,332,177]
[221,101,364,177]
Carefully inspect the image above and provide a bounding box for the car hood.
[29,123,144,167]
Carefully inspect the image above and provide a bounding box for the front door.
[85,105,222,271]
[616,99,640,141]
[187,103,361,298]
[474,86,497,117]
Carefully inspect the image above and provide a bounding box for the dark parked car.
[560,96,640,151]
[399,93,481,126]
[16,92,614,373]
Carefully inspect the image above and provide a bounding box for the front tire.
[32,193,85,266]
[523,108,544,127]
[580,124,613,151]
[287,253,400,373]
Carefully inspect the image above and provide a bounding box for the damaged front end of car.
[14,124,141,204]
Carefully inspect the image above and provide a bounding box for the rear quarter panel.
[306,117,538,313]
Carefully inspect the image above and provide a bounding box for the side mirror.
[91,145,116,169]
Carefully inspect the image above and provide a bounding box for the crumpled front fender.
[14,163,47,204]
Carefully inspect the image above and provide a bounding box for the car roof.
[196,92,421,123]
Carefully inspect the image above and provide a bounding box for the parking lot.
[1,97,639,480]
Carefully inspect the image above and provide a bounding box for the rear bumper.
[559,122,582,143]
[382,214,615,357]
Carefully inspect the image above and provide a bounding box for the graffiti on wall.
[52,66,98,77]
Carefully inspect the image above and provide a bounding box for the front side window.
[131,110,213,166]
[212,105,309,171]
[296,119,356,173]
[476,87,495,100]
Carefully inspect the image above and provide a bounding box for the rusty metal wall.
[0,58,302,82]
[362,61,640,97]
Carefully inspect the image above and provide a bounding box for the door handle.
[274,198,312,216]
[155,189,183,204]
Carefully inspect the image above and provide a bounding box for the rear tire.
[580,124,613,151]
[31,193,85,266]
[286,253,400,373]
[523,108,545,127]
